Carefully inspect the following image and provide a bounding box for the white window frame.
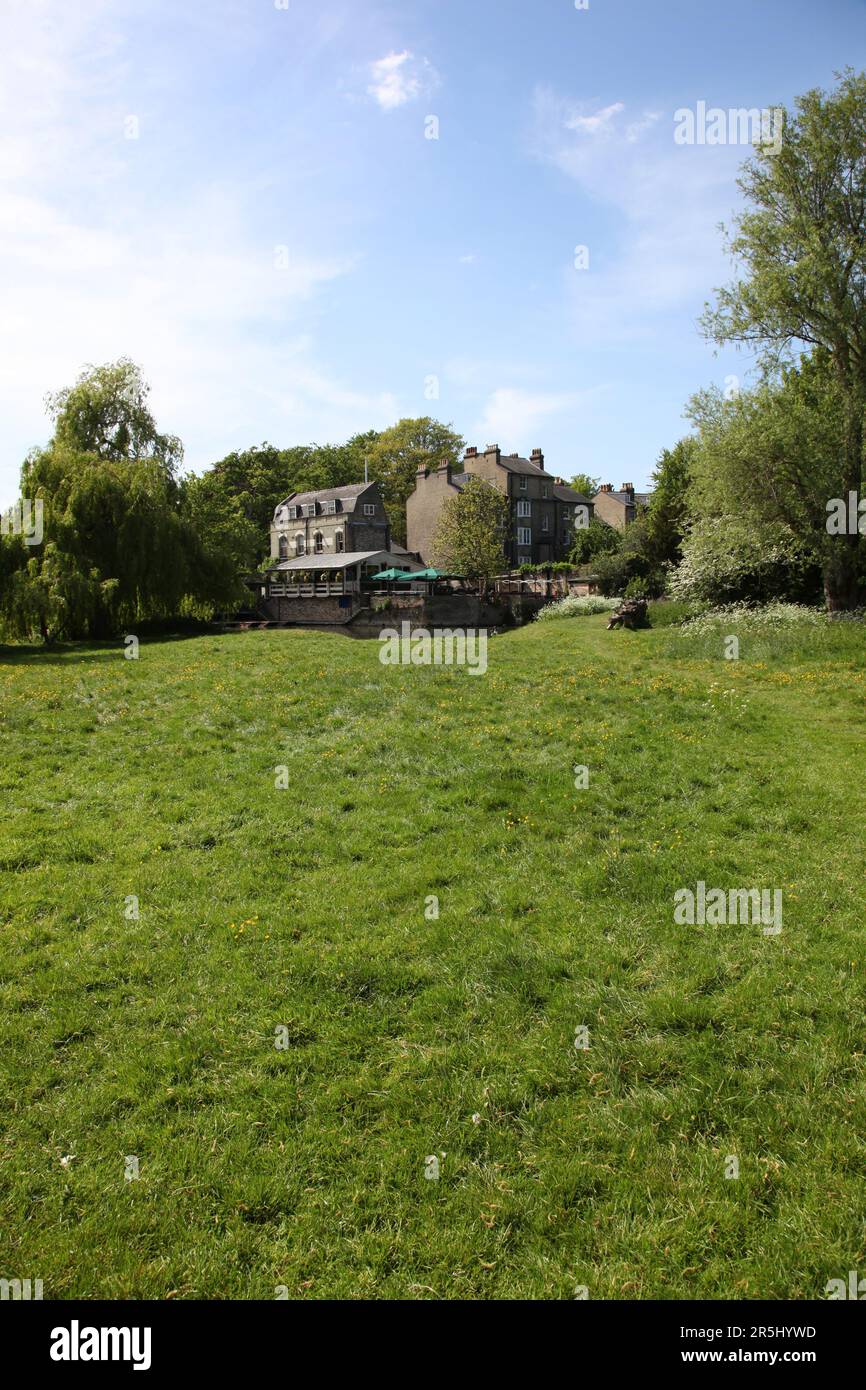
[364,503,376,517]
[517,527,532,547]
[542,516,549,532]
[294,533,305,556]
[517,499,531,518]
[519,476,528,491]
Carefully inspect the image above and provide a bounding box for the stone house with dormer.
[269,482,391,563]
[406,444,593,567]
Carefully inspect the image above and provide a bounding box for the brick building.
[591,483,652,531]
[406,445,593,567]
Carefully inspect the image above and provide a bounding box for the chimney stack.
[465,446,478,459]
[530,447,544,468]
[484,444,501,464]
[599,483,614,493]
[621,483,635,499]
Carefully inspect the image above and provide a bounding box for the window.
[518,552,531,565]
[323,499,337,515]
[313,531,324,554]
[335,530,344,553]
[542,516,549,532]
[305,503,316,517]
[542,485,549,499]
[364,504,376,516]
[278,536,288,560]
[519,477,528,491]
[517,499,531,518]
[294,533,305,556]
[517,527,532,546]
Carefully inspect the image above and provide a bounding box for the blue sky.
[1,0,864,505]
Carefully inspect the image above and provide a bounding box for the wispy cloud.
[474,386,602,446]
[529,86,745,345]
[367,50,437,111]
[564,101,625,137]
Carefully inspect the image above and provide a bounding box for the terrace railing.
[268,581,360,597]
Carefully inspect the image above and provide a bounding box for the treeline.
[0,358,464,642]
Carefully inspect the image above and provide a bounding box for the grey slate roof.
[275,482,375,511]
[596,489,652,508]
[496,454,546,476]
[553,484,592,505]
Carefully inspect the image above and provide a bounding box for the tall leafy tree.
[701,70,866,608]
[642,437,696,567]
[366,418,464,545]
[432,477,509,589]
[46,357,182,477]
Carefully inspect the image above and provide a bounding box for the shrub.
[669,518,821,605]
[534,595,621,621]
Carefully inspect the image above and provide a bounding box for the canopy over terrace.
[268,551,422,597]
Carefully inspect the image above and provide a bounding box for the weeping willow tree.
[0,359,238,642]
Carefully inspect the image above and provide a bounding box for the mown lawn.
[1,614,865,1300]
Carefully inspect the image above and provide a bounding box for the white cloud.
[367,50,437,111]
[564,101,625,137]
[0,0,383,500]
[475,387,584,444]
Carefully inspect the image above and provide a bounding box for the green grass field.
[1,613,865,1300]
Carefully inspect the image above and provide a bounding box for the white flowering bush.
[682,602,829,635]
[535,595,621,621]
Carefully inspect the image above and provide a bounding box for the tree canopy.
[702,69,866,607]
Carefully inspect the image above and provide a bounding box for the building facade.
[269,482,391,563]
[406,445,593,567]
[591,483,652,531]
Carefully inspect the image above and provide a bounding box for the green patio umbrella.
[370,567,415,581]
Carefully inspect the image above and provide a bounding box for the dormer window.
[305,503,316,517]
[324,499,337,515]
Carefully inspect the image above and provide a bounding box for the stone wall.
[261,594,360,625]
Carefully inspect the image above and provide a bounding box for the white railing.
[269,582,359,597]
